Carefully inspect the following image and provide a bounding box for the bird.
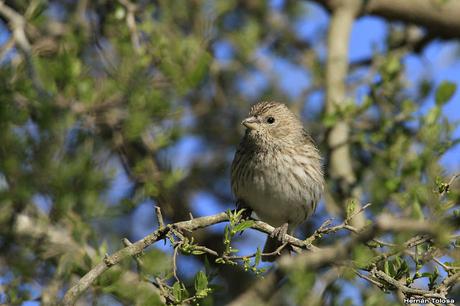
[231,101,324,261]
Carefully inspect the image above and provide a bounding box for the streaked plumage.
[231,101,323,260]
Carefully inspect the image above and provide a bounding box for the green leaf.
[194,271,208,292]
[172,281,182,302]
[384,260,390,275]
[395,259,409,279]
[386,56,401,75]
[192,249,205,255]
[194,271,210,298]
[254,248,261,267]
[224,225,230,242]
[233,220,255,233]
[435,81,456,105]
[215,258,225,264]
[428,267,439,289]
[230,247,239,253]
[425,106,441,125]
[345,200,356,219]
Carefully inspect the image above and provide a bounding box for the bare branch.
[155,205,165,228]
[311,0,460,39]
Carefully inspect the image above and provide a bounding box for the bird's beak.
[241,116,259,130]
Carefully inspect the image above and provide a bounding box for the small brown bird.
[231,101,324,261]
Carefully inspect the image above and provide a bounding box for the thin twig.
[433,258,460,272]
[172,245,180,282]
[372,269,446,299]
[155,206,165,228]
[191,245,219,256]
[355,270,385,289]
[225,242,288,260]
[371,239,397,247]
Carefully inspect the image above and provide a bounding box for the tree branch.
[324,0,365,227]
[372,268,445,299]
[61,210,325,305]
[311,0,460,39]
[0,1,47,96]
[62,212,228,305]
[365,0,460,39]
[231,215,452,306]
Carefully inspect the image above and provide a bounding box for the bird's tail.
[262,237,290,262]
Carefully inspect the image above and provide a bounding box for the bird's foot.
[236,200,253,220]
[240,208,253,220]
[270,223,289,244]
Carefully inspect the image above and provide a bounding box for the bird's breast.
[234,150,322,227]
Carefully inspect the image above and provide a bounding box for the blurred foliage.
[0,0,459,305]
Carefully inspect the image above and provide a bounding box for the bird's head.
[242,101,303,143]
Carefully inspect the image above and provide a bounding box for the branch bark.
[365,0,460,39]
[311,0,460,39]
[61,212,227,305]
[230,215,451,306]
[61,211,320,305]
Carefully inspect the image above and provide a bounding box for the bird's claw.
[240,208,253,220]
[236,200,253,220]
[270,223,289,244]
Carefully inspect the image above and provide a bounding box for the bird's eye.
[266,116,275,124]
